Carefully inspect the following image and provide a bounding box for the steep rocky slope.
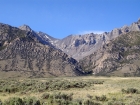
[0,23,83,77]
[55,18,140,60]
[79,31,140,76]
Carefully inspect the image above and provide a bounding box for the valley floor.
[0,76,140,105]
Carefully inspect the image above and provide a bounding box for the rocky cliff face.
[54,33,106,60]
[0,23,83,77]
[79,31,140,76]
[55,18,140,60]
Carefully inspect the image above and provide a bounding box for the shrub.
[95,95,107,101]
[3,97,23,105]
[122,88,139,94]
[0,100,2,105]
[84,99,101,105]
[23,97,41,105]
[52,92,73,101]
[45,92,73,105]
[3,97,41,105]
[108,101,125,105]
[87,94,93,99]
[41,93,50,99]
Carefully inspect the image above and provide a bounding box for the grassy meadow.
[0,76,140,105]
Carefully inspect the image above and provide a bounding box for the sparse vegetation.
[3,97,41,105]
[0,79,104,94]
[0,77,140,104]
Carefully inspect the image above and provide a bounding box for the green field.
[0,76,140,105]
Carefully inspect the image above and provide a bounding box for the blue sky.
[0,0,140,39]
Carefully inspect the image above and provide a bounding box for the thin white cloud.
[78,30,105,35]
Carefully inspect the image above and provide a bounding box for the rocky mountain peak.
[137,18,140,24]
[121,25,129,33]
[130,22,140,31]
[19,24,32,32]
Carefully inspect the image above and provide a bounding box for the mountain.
[0,23,83,78]
[1,18,140,77]
[55,18,140,60]
[79,31,140,76]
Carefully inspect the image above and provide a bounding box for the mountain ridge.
[1,18,140,77]
[0,23,84,78]
[79,31,140,76]
[54,18,140,60]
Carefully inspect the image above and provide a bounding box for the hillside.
[79,31,140,76]
[0,23,83,78]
